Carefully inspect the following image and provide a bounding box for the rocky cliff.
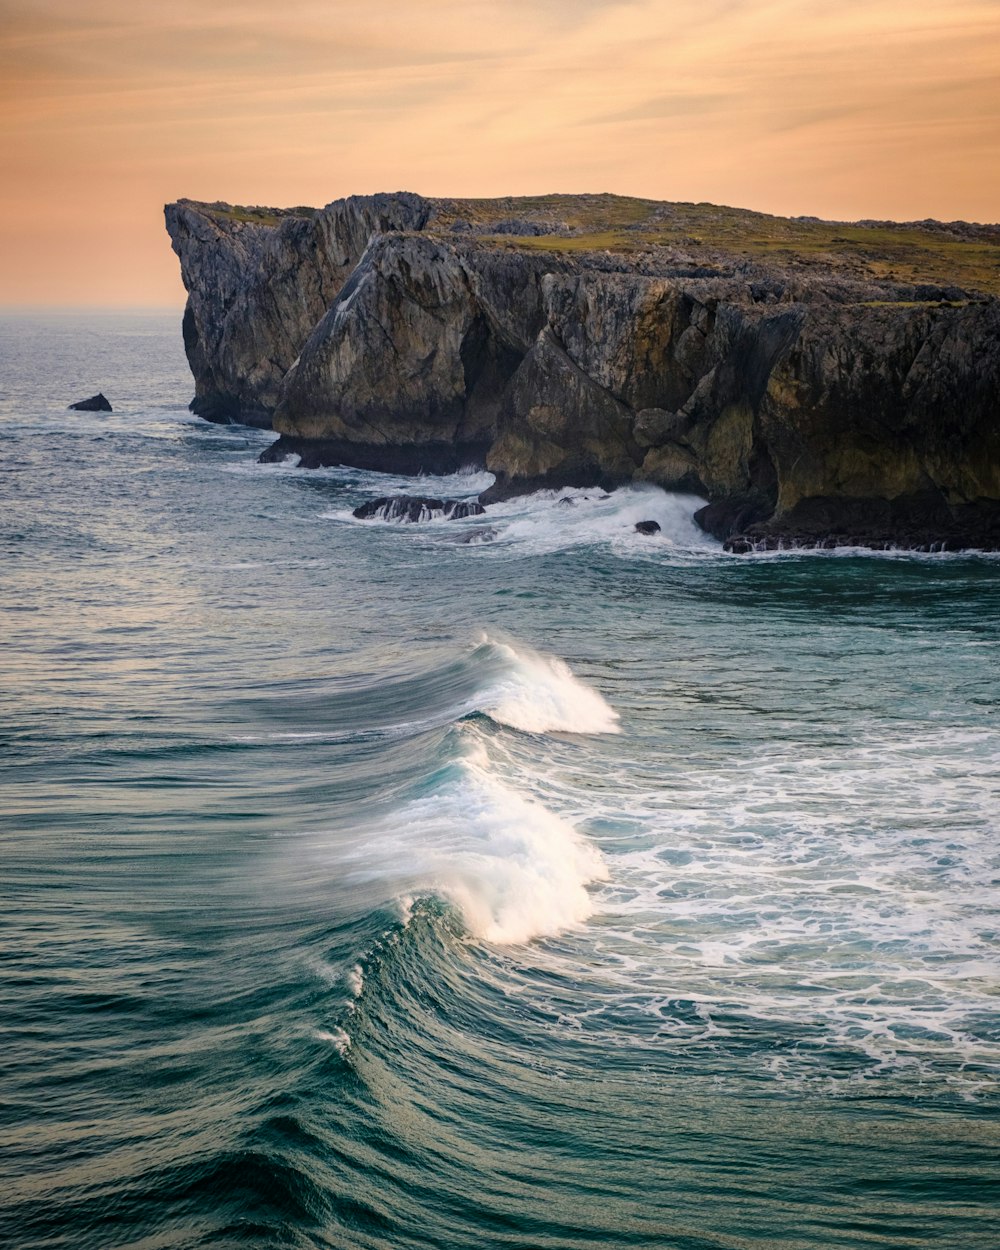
[165,193,1000,549]
[165,194,429,425]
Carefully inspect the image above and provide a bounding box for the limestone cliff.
[165,192,1000,549]
[165,194,429,425]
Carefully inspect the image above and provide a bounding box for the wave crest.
[396,741,608,944]
[476,635,620,735]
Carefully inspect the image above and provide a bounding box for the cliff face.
[271,233,560,468]
[165,194,428,425]
[165,193,1000,548]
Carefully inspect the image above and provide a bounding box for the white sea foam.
[338,736,607,945]
[317,472,1000,565]
[296,637,616,941]
[734,542,1000,564]
[345,964,365,999]
[505,722,1000,1090]
[351,466,495,497]
[477,485,715,558]
[222,449,306,475]
[318,481,717,553]
[476,635,621,735]
[423,744,608,943]
[314,1026,352,1055]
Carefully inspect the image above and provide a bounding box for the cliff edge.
[165,193,1000,550]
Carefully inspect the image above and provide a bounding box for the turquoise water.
[2,311,999,1249]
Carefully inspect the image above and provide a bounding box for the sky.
[2,0,999,306]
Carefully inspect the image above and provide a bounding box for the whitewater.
[2,310,999,1250]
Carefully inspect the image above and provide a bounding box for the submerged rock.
[455,526,499,544]
[634,520,661,535]
[352,495,486,522]
[69,392,112,412]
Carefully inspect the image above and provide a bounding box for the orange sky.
[2,0,999,306]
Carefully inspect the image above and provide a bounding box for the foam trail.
[314,1027,352,1055]
[477,634,621,735]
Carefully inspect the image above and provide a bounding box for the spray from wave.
[268,635,621,944]
[473,634,621,735]
[479,485,714,556]
[362,738,609,944]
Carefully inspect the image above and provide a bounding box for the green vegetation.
[435,194,1000,296]
[204,204,317,227]
[507,231,640,253]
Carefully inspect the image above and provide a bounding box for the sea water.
[1,311,998,1249]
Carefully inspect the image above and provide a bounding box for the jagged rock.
[165,194,430,427]
[165,192,1000,549]
[693,496,775,542]
[258,435,483,474]
[483,326,639,500]
[69,393,112,412]
[635,520,661,534]
[721,493,1000,553]
[488,218,571,236]
[636,444,704,493]
[352,495,485,522]
[271,233,557,467]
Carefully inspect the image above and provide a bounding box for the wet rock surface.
[258,435,489,475]
[352,495,485,522]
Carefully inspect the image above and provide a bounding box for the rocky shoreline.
[166,192,1000,551]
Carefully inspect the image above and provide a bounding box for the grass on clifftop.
[435,194,1000,296]
[202,203,318,227]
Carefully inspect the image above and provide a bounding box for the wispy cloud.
[1,0,999,302]
[588,93,732,124]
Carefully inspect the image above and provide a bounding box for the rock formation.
[166,192,1000,549]
[352,496,486,522]
[69,393,112,412]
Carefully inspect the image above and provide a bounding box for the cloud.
[589,92,732,124]
[1,0,999,303]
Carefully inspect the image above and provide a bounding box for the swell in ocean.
[243,634,616,949]
[3,312,1000,1250]
[251,628,1000,1099]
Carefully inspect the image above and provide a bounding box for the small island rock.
[69,393,112,412]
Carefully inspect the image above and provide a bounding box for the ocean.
[2,310,998,1249]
